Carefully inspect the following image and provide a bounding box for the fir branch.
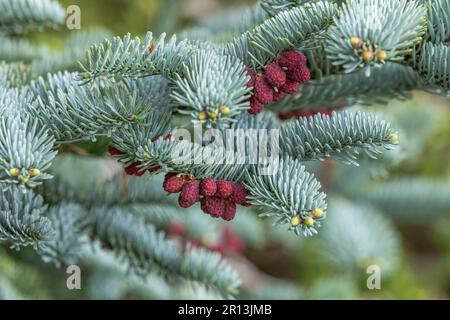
[0,186,54,249]
[29,72,156,143]
[78,32,154,83]
[79,34,250,128]
[109,104,172,165]
[326,0,427,74]
[118,92,279,185]
[244,156,327,236]
[40,203,90,267]
[171,49,250,128]
[40,168,241,296]
[422,0,450,43]
[413,42,450,92]
[0,0,65,33]
[78,32,195,83]
[0,116,56,188]
[0,86,32,118]
[126,75,172,110]
[0,0,444,294]
[91,206,240,297]
[279,110,399,165]
[225,1,337,68]
[43,160,242,297]
[271,63,423,110]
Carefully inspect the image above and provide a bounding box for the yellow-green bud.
[20,176,29,184]
[198,112,207,121]
[209,111,218,121]
[388,133,400,144]
[290,215,302,227]
[311,208,325,219]
[219,106,230,115]
[303,216,315,227]
[9,168,20,177]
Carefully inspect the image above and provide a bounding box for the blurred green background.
[57,0,253,36]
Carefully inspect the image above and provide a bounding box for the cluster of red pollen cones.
[247,50,311,115]
[163,174,251,222]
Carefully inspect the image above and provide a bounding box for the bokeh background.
[1,0,450,299]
